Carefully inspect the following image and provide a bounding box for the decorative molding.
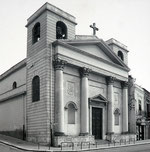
[57,53,128,81]
[64,101,78,110]
[53,58,67,71]
[79,67,92,77]
[129,99,135,110]
[121,81,128,88]
[67,81,74,96]
[106,76,115,85]
[114,108,120,115]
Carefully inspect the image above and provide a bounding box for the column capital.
[121,81,128,88]
[79,67,92,77]
[53,58,67,71]
[106,76,115,85]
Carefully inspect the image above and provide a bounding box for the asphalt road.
[85,143,150,152]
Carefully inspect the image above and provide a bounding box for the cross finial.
[90,23,99,35]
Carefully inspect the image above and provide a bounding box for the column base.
[106,132,114,135]
[79,132,89,136]
[121,131,129,134]
[54,132,65,136]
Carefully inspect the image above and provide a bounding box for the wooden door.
[92,107,102,139]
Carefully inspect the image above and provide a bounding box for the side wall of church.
[0,66,26,139]
[0,95,25,139]
[0,67,26,94]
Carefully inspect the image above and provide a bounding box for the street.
[85,143,150,152]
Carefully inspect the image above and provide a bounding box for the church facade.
[0,3,135,146]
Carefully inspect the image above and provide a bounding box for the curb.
[0,139,150,152]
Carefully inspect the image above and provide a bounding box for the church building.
[0,3,135,146]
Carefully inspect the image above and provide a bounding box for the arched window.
[56,21,67,39]
[32,76,40,102]
[12,81,17,89]
[114,108,120,125]
[118,51,124,61]
[32,22,40,44]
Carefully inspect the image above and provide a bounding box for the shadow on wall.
[0,127,26,140]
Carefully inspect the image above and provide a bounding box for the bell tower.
[26,2,77,57]
[25,2,77,144]
[106,38,129,65]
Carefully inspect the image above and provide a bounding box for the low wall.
[54,135,95,147]
[106,133,136,142]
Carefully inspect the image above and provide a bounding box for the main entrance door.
[92,107,102,139]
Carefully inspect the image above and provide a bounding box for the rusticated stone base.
[54,135,95,147]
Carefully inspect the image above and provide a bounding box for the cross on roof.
[90,23,99,36]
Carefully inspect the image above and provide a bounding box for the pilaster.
[121,81,129,133]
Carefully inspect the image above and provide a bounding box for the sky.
[0,0,150,91]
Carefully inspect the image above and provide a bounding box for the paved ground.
[0,134,150,151]
[86,143,150,152]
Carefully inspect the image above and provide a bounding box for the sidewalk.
[0,134,150,152]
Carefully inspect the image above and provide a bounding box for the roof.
[26,2,77,27]
[0,59,26,81]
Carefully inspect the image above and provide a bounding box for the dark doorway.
[92,107,102,139]
[137,125,144,140]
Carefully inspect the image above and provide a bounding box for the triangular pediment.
[59,39,130,71]
[89,94,108,103]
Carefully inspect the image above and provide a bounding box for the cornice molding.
[121,81,128,88]
[56,53,128,82]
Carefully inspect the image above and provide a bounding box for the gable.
[53,40,129,80]
[71,44,113,63]
[65,39,130,71]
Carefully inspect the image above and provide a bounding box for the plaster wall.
[135,86,144,113]
[63,68,80,135]
[0,67,26,95]
[0,95,24,131]
[74,44,112,62]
